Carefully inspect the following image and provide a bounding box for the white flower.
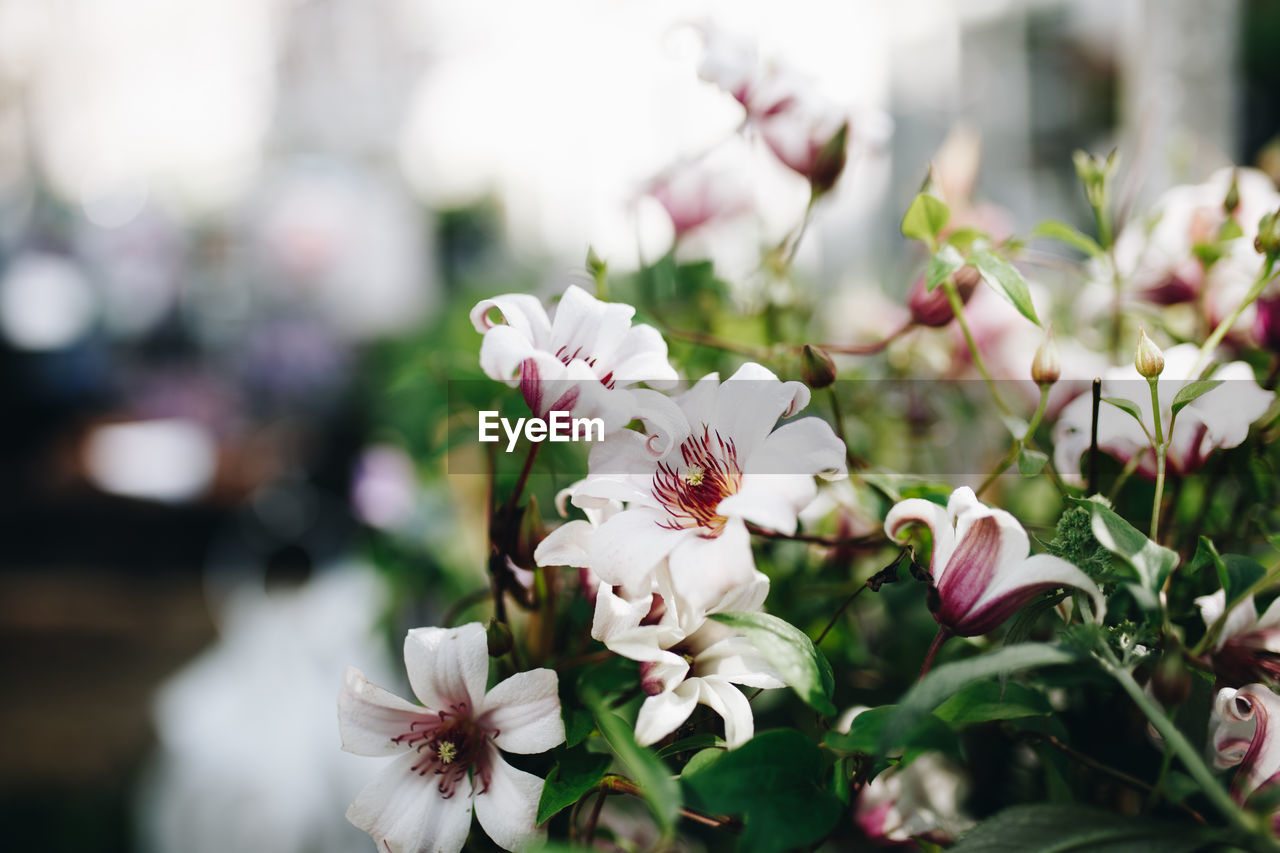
[1053,343,1274,483]
[533,485,622,602]
[1211,684,1280,807]
[1195,589,1280,685]
[470,284,679,433]
[338,623,565,853]
[591,568,783,748]
[564,362,847,614]
[854,752,975,844]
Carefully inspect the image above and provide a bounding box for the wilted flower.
[591,569,783,748]
[854,752,975,845]
[562,362,846,614]
[1053,344,1274,483]
[338,623,565,853]
[471,284,679,432]
[885,487,1105,637]
[1196,590,1280,686]
[1211,684,1280,813]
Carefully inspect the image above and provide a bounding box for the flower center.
[391,701,497,798]
[652,425,742,537]
[554,345,615,389]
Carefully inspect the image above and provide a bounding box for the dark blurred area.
[0,1,1277,851]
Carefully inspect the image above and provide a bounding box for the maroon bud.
[1256,290,1280,353]
[1151,650,1192,706]
[908,266,979,328]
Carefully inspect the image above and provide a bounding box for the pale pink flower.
[338,624,564,853]
[885,487,1105,637]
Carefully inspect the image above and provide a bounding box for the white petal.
[884,498,956,580]
[696,636,785,689]
[634,682,700,745]
[667,519,758,616]
[697,677,755,748]
[338,666,422,757]
[533,519,594,568]
[1191,359,1274,451]
[477,324,539,384]
[479,669,565,755]
[718,475,816,535]
[549,285,634,367]
[591,583,654,643]
[745,416,847,479]
[404,624,490,711]
[471,293,551,342]
[346,752,474,853]
[609,323,680,387]
[474,752,546,852]
[710,363,811,455]
[589,507,684,591]
[1256,596,1280,632]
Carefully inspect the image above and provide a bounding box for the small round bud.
[1031,327,1061,386]
[809,123,849,197]
[907,265,980,328]
[800,344,837,389]
[1135,327,1165,379]
[486,617,513,658]
[1256,209,1280,257]
[1151,649,1192,707]
[1224,171,1241,216]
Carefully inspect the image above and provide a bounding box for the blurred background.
[0,0,1278,850]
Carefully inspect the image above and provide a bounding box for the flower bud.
[1256,209,1280,257]
[485,617,513,658]
[907,265,980,328]
[808,122,849,197]
[1135,327,1165,379]
[1224,170,1241,216]
[800,344,837,389]
[1150,649,1192,707]
[1256,290,1280,353]
[1031,327,1061,386]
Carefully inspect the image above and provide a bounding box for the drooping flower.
[561,362,847,614]
[1052,343,1274,484]
[338,623,565,853]
[1211,684,1280,814]
[471,284,679,433]
[885,487,1105,637]
[1196,590,1280,686]
[854,752,975,845]
[591,568,783,748]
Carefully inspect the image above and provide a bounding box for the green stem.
[1148,377,1167,542]
[1190,255,1277,379]
[1097,650,1269,844]
[943,276,1011,416]
[1025,385,1051,439]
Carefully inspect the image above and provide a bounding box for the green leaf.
[1031,220,1104,257]
[825,706,959,763]
[1069,496,1178,610]
[536,748,612,823]
[932,680,1053,726]
[682,731,844,853]
[1017,447,1048,476]
[949,803,1219,852]
[582,689,681,836]
[1169,380,1223,419]
[925,244,965,292]
[1101,396,1146,430]
[970,249,1041,326]
[655,734,725,760]
[1196,537,1266,609]
[880,644,1077,755]
[707,611,837,716]
[562,707,595,749]
[902,193,951,245]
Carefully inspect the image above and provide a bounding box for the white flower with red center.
[854,751,975,844]
[885,487,1105,637]
[1196,590,1280,686]
[1052,343,1274,484]
[1211,684,1280,816]
[338,623,564,853]
[591,568,783,748]
[564,362,847,614]
[471,284,679,433]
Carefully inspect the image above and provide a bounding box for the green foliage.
[1070,495,1179,611]
[582,689,682,838]
[1046,506,1114,582]
[969,249,1041,326]
[902,192,952,245]
[536,748,612,823]
[949,803,1219,852]
[707,611,837,716]
[1031,220,1105,258]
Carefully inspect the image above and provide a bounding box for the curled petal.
[346,751,474,853]
[697,677,756,748]
[470,293,552,341]
[473,752,545,852]
[884,498,955,577]
[634,681,700,746]
[404,624,490,711]
[338,666,423,757]
[480,669,565,755]
[1216,684,1280,801]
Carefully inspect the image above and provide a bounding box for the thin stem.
[1089,378,1102,494]
[662,325,776,359]
[583,788,607,846]
[1148,377,1166,541]
[1025,385,1051,438]
[602,776,740,832]
[918,625,951,680]
[943,276,1011,416]
[827,385,863,471]
[976,443,1019,498]
[505,441,542,515]
[814,583,868,646]
[1190,254,1277,379]
[1107,454,1144,503]
[820,322,912,355]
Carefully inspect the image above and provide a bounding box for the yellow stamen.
[683,466,705,486]
[437,741,457,764]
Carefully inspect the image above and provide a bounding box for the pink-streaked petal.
[338,666,423,757]
[589,507,684,591]
[404,624,490,711]
[634,682,700,746]
[935,515,1010,624]
[549,285,635,368]
[884,498,955,579]
[697,677,755,748]
[950,554,1106,637]
[479,669,565,755]
[1217,684,1280,801]
[346,751,474,853]
[473,752,545,852]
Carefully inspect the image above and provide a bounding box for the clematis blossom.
[591,568,784,748]
[854,752,975,845]
[471,284,679,434]
[562,362,847,615]
[338,623,564,853]
[1211,684,1280,814]
[1053,343,1274,484]
[1197,589,1280,686]
[885,487,1105,637]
